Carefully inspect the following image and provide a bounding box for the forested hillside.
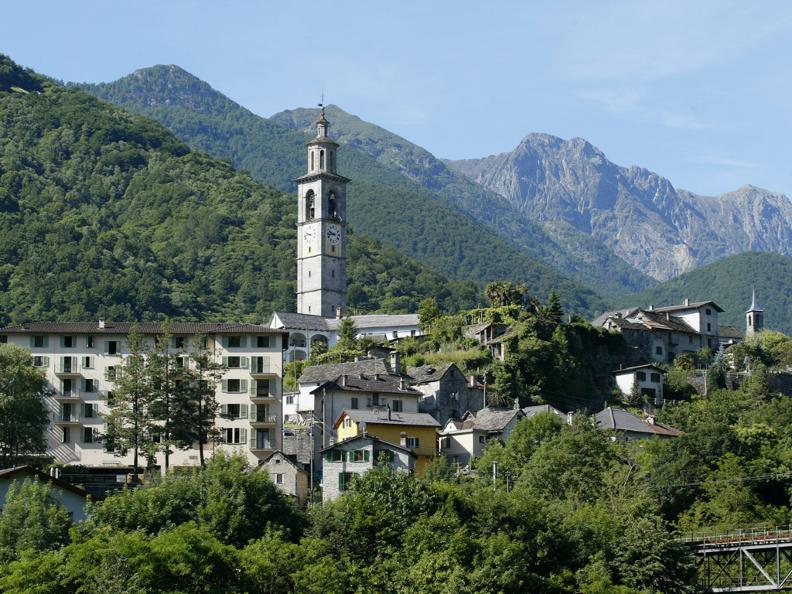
[0,55,478,323]
[615,252,792,334]
[79,66,614,310]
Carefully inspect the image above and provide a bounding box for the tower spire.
[746,285,764,336]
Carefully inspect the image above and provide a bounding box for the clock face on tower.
[326,224,341,245]
[303,227,316,242]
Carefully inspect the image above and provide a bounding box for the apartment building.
[0,321,286,469]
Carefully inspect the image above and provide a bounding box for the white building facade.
[0,322,285,469]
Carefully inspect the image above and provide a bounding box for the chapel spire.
[746,286,764,336]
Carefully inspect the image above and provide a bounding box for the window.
[285,395,294,405]
[175,356,187,368]
[392,400,403,412]
[227,336,242,348]
[224,427,247,445]
[32,355,48,367]
[275,473,284,485]
[319,150,325,169]
[328,191,337,218]
[107,391,115,406]
[62,336,75,348]
[479,435,486,444]
[106,366,117,381]
[406,437,419,448]
[0,336,6,344]
[324,450,343,462]
[82,356,93,369]
[83,403,96,418]
[352,449,369,462]
[62,379,73,396]
[688,335,694,344]
[83,379,97,393]
[371,393,380,406]
[83,427,94,444]
[106,341,118,355]
[655,346,662,355]
[257,336,271,348]
[224,379,248,393]
[223,403,243,419]
[227,356,241,368]
[306,190,315,219]
[86,336,94,348]
[650,373,661,383]
[636,372,647,381]
[706,308,712,316]
[343,417,353,429]
[311,151,315,170]
[338,471,354,492]
[173,336,186,349]
[350,397,359,409]
[707,323,712,332]
[62,427,71,444]
[33,335,47,348]
[256,379,271,397]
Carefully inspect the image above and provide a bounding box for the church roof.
[719,325,744,339]
[653,300,724,313]
[747,288,764,312]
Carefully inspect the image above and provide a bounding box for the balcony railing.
[55,363,81,376]
[54,411,80,424]
[250,441,274,451]
[251,415,278,425]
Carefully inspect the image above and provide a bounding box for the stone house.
[259,450,309,505]
[320,433,415,502]
[408,363,484,424]
[438,405,524,466]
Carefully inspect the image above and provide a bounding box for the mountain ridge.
[445,133,792,281]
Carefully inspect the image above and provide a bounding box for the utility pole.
[492,461,498,490]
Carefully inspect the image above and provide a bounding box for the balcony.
[251,392,279,402]
[250,415,278,427]
[249,441,275,452]
[53,391,80,401]
[54,412,80,425]
[250,357,277,378]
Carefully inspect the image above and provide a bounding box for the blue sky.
[4,0,792,197]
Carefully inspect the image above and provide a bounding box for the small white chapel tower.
[746,287,764,336]
[295,107,350,317]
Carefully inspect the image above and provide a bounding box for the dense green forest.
[0,55,479,323]
[616,252,792,335]
[78,66,612,313]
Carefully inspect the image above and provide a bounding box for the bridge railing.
[679,525,792,546]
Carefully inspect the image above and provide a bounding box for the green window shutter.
[60,336,66,348]
[338,472,345,491]
[43,336,49,348]
[103,341,110,354]
[250,434,257,448]
[249,379,256,395]
[324,452,330,462]
[221,336,229,348]
[221,379,228,393]
[29,336,35,348]
[80,378,85,392]
[249,406,256,421]
[220,404,228,416]
[240,337,247,348]
[363,450,370,462]
[80,403,85,417]
[240,404,248,419]
[240,380,248,393]
[241,428,248,444]
[42,356,49,366]
[222,356,228,366]
[240,357,249,369]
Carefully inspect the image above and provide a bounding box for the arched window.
[310,151,315,171]
[328,191,337,218]
[305,190,315,219]
[319,150,325,169]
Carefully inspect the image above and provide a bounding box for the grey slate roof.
[462,407,522,432]
[522,404,565,418]
[337,409,440,428]
[0,321,282,336]
[298,358,391,384]
[593,407,681,437]
[407,363,455,384]
[591,308,640,327]
[719,325,744,339]
[594,407,655,434]
[654,300,724,313]
[319,432,416,455]
[270,312,419,333]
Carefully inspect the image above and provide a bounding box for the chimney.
[646,415,655,425]
[374,373,381,381]
[359,421,367,433]
[648,305,654,311]
[684,298,690,306]
[513,397,520,410]
[389,351,401,375]
[335,306,342,319]
[400,431,407,447]
[566,411,574,425]
[98,320,105,329]
[469,374,476,388]
[340,374,347,387]
[666,312,670,321]
[399,377,406,390]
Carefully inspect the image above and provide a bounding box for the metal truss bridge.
[682,528,792,592]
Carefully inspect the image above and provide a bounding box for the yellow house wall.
[337,420,437,474]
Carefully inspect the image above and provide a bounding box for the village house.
[438,404,524,466]
[333,408,440,474]
[522,403,565,420]
[408,362,485,424]
[259,450,309,505]
[594,406,681,441]
[320,433,416,502]
[594,299,724,364]
[612,363,666,406]
[0,322,286,469]
[0,466,92,521]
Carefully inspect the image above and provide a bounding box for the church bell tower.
[746,287,764,336]
[295,107,350,317]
